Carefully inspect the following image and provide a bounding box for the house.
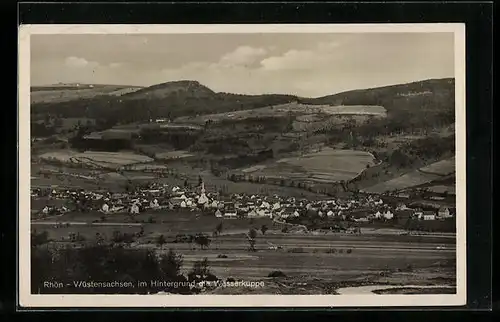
[397,193,410,199]
[423,211,436,221]
[150,199,160,209]
[327,210,335,217]
[272,202,281,211]
[383,210,394,220]
[101,203,109,213]
[180,201,187,208]
[42,206,49,214]
[215,209,223,218]
[224,210,237,219]
[260,201,271,209]
[210,200,219,208]
[396,203,409,211]
[130,204,140,214]
[438,207,452,218]
[110,205,124,213]
[247,209,258,218]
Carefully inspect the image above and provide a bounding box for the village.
[32,174,456,234]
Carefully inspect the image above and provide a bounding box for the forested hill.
[31,78,455,128]
[302,78,455,115]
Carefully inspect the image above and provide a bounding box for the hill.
[31,83,144,104]
[31,78,454,127]
[303,78,454,114]
[31,82,298,126]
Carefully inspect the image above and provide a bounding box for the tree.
[247,228,258,252]
[194,234,211,250]
[187,258,217,286]
[159,249,184,278]
[213,222,224,249]
[31,230,49,246]
[261,225,268,235]
[156,234,167,249]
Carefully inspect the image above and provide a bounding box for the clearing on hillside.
[174,102,387,125]
[38,150,154,168]
[240,148,376,183]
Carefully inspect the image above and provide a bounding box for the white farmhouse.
[101,203,109,213]
[130,203,140,214]
[42,206,49,214]
[180,200,187,208]
[215,209,223,218]
[383,210,394,220]
[260,201,271,209]
[150,199,159,209]
[224,210,237,219]
[247,209,258,218]
[438,207,452,218]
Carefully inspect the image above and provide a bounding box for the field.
[155,150,195,160]
[38,150,153,168]
[425,185,456,195]
[31,85,143,104]
[419,157,455,175]
[32,210,456,284]
[240,148,376,183]
[174,102,387,125]
[292,114,372,132]
[362,158,456,194]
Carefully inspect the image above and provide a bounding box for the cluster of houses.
[32,182,456,226]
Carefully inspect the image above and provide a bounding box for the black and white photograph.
[18,24,466,307]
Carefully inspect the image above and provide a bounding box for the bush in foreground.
[31,243,216,294]
[268,271,287,278]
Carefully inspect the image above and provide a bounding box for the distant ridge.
[31,78,455,126]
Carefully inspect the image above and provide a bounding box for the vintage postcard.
[18,24,466,308]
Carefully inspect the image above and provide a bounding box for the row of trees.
[31,242,218,294]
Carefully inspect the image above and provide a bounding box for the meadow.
[30,85,142,104]
[174,102,387,125]
[241,148,376,183]
[419,157,455,176]
[38,150,153,168]
[362,158,456,194]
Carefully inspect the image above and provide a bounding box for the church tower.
[198,180,208,205]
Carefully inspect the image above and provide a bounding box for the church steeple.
[198,180,208,205]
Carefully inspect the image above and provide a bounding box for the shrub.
[346,249,352,254]
[217,254,228,258]
[268,270,287,278]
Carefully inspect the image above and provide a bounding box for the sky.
[30,33,455,97]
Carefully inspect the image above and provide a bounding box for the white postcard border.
[18,23,466,308]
